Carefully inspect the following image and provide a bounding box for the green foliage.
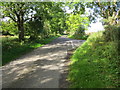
[1,21,18,35]
[1,2,33,22]
[69,34,89,40]
[86,2,120,22]
[1,2,36,40]
[49,3,67,35]
[1,2,120,41]
[1,2,68,40]
[66,2,85,14]
[1,2,92,41]
[26,17,44,40]
[72,25,86,39]
[103,25,120,42]
[66,14,89,36]
[68,31,119,88]
[66,14,89,40]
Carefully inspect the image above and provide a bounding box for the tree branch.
[8,15,17,22]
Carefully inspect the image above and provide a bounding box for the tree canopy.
[1,1,120,41]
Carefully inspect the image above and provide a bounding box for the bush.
[73,25,85,38]
[69,25,89,40]
[103,25,120,42]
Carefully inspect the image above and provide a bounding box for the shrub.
[103,25,120,42]
[69,25,89,40]
[73,25,85,38]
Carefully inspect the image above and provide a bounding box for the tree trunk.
[18,21,24,41]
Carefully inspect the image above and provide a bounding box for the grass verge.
[68,32,119,88]
[68,34,89,40]
[2,35,59,66]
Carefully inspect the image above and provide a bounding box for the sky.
[85,8,105,33]
[85,22,104,33]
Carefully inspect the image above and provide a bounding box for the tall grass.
[68,31,119,88]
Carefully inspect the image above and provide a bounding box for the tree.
[86,1,120,24]
[1,2,35,41]
[47,2,67,35]
[25,2,66,38]
[66,14,89,35]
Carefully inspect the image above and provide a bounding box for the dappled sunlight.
[41,44,58,49]
[2,50,66,77]
[41,78,53,84]
[1,1,119,88]
[2,45,67,69]
[2,36,85,88]
[41,65,59,70]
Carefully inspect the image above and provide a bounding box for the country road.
[2,36,85,88]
